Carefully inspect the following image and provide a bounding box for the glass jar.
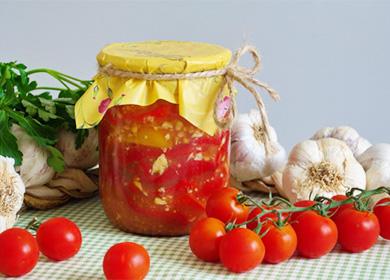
[75,41,233,235]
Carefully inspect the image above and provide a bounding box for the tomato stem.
[25,217,41,232]
[231,187,390,232]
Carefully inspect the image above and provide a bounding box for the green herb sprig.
[0,62,92,172]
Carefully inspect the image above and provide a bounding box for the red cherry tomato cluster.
[0,217,151,280]
[0,217,81,277]
[189,187,390,274]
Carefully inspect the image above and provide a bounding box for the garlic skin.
[11,124,55,187]
[56,128,99,170]
[24,168,98,210]
[282,138,366,203]
[311,126,371,158]
[357,144,390,202]
[230,110,286,181]
[268,171,288,198]
[0,156,25,233]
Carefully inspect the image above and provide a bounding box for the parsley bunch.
[0,62,92,172]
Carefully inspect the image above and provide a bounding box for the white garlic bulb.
[11,124,55,187]
[282,138,366,202]
[311,126,371,158]
[230,110,286,182]
[0,156,25,233]
[56,128,99,170]
[357,144,390,202]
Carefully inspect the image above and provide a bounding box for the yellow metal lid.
[97,40,232,74]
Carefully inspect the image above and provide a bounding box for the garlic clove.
[48,168,98,198]
[24,193,70,210]
[261,174,275,186]
[25,185,68,200]
[289,139,324,166]
[270,171,288,199]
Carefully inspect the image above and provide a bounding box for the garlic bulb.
[230,110,286,181]
[311,126,371,158]
[282,138,366,202]
[0,156,25,232]
[11,124,55,187]
[56,128,99,170]
[357,144,390,203]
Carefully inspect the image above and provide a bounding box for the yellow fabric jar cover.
[75,41,232,135]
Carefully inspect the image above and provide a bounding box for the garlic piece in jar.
[0,156,25,233]
[151,154,169,175]
[311,126,371,158]
[230,110,286,182]
[282,138,366,202]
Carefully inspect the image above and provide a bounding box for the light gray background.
[1,0,389,151]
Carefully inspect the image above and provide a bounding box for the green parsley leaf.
[0,61,92,170]
[46,146,65,172]
[7,110,57,146]
[0,111,23,165]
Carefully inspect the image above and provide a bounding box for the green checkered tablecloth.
[5,196,390,280]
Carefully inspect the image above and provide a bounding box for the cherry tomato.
[261,223,297,264]
[374,197,390,240]
[293,211,338,258]
[206,187,249,224]
[36,217,82,261]
[328,195,354,223]
[189,217,226,262]
[219,228,265,273]
[247,206,288,231]
[0,228,39,277]
[103,242,150,280]
[336,208,379,253]
[290,200,316,222]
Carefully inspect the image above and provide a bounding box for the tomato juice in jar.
[75,41,233,235]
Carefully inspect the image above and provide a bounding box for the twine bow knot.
[218,45,280,154]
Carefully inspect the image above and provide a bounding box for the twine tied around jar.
[99,45,279,154]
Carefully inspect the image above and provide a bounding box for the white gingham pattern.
[3,197,390,280]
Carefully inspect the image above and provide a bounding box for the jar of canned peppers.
[76,41,233,235]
